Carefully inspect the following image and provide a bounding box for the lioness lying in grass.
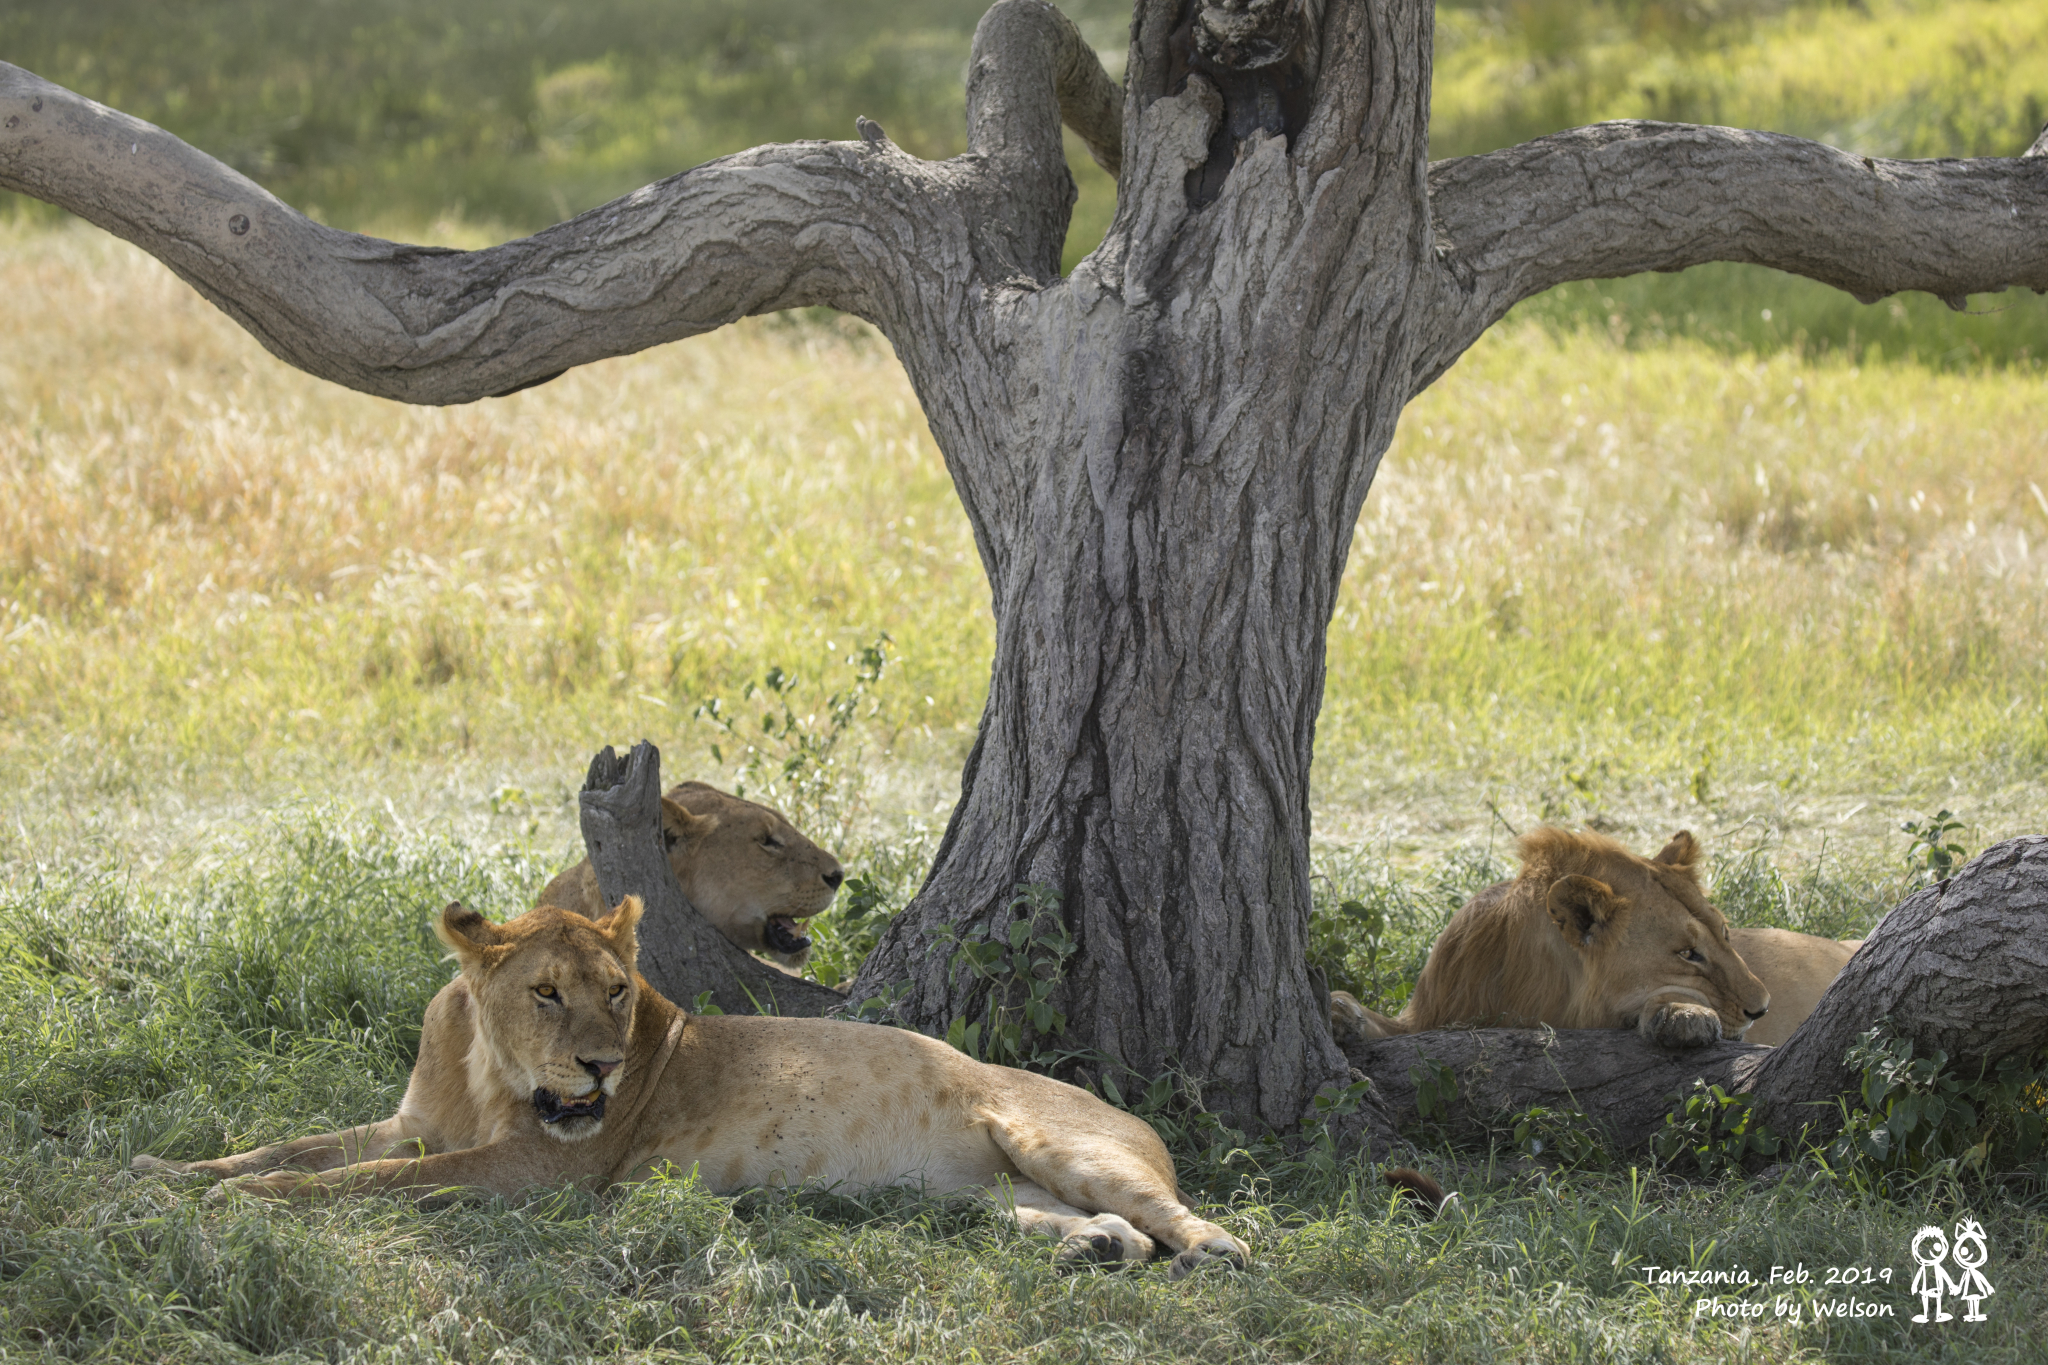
[135,898,1250,1279]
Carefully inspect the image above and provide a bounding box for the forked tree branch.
[0,4,1123,403]
[972,0,1123,179]
[1421,121,2048,387]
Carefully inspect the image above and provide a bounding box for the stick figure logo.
[1910,1226,1951,1323]
[1948,1219,1995,1322]
[1910,1219,1996,1325]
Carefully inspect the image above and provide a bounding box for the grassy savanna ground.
[5,216,2048,1360]
[4,1,2048,1358]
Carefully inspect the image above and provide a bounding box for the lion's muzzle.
[533,1087,607,1126]
[764,914,812,955]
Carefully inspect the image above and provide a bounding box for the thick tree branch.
[954,0,1125,283]
[1343,1028,1769,1152]
[1421,121,2048,386]
[972,0,1124,180]
[0,61,953,404]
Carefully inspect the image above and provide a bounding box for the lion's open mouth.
[764,914,812,955]
[533,1087,607,1125]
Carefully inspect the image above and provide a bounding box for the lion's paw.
[1644,1001,1721,1049]
[1054,1214,1153,1270]
[206,1171,306,1203]
[1168,1235,1249,1282]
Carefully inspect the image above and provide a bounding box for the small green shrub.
[1510,1102,1614,1170]
[934,883,1076,1070]
[1899,808,1970,886]
[1653,1081,1780,1178]
[1818,1024,2048,1190]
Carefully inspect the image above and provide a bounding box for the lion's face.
[1542,831,1771,1040]
[434,899,642,1142]
[661,782,843,965]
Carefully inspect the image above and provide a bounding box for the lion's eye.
[609,984,626,1000]
[1679,948,1705,964]
[762,834,784,850]
[535,984,558,1000]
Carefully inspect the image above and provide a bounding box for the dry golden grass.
[2,219,2044,873]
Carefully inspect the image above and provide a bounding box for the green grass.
[4,816,2044,1363]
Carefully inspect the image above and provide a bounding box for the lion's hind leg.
[983,1099,1248,1280]
[986,1179,1156,1268]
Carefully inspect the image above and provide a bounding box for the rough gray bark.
[5,1,2046,1129]
[580,741,844,1018]
[1342,1028,1769,1151]
[1340,840,2048,1151]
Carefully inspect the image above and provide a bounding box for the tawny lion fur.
[1330,829,1772,1050]
[134,898,1249,1279]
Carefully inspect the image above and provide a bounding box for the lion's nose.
[582,1058,620,1079]
[1744,1005,1769,1020]
[822,867,844,891]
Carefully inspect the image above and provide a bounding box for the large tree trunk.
[6,1,2045,1133]
[846,4,1436,1131]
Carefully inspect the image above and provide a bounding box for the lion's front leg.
[133,1117,425,1180]
[219,1139,578,1202]
[1636,993,1724,1048]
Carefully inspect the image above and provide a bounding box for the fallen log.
[1340,1028,1770,1150]
[1745,834,2048,1139]
[1340,837,2048,1153]
[578,741,844,1018]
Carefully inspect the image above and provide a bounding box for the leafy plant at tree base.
[1899,808,1968,886]
[1509,1102,1613,1170]
[1308,895,1386,1001]
[690,635,890,843]
[1818,1023,2048,1192]
[933,883,1077,1071]
[1411,1057,1460,1127]
[1652,1080,1779,1178]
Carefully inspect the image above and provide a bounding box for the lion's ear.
[1654,831,1701,870]
[598,894,644,968]
[1546,876,1623,946]
[434,902,502,970]
[660,797,718,857]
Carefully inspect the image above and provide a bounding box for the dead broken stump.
[579,740,843,1018]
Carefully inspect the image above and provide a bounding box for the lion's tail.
[1383,1166,1451,1215]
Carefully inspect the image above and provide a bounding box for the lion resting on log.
[134,898,1250,1279]
[1332,829,1772,1048]
[1329,829,1865,1051]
